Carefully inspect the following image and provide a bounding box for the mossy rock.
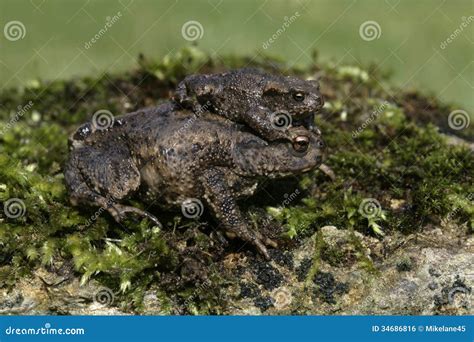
[0,47,472,314]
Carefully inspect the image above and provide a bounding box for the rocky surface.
[2,223,471,315]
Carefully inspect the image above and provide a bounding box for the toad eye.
[293,92,305,102]
[292,135,310,152]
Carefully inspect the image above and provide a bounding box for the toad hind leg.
[201,167,275,260]
[66,176,162,228]
[64,148,162,228]
[107,202,162,228]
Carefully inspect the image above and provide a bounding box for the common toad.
[64,106,324,258]
[174,68,324,142]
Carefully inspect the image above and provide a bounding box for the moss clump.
[0,47,472,312]
[269,99,473,237]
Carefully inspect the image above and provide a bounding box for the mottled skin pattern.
[64,105,324,259]
[174,68,324,142]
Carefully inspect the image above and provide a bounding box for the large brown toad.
[64,105,324,259]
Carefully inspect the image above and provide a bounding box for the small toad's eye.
[293,92,305,102]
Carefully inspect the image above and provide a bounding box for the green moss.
[304,231,325,285]
[269,106,472,237]
[0,47,472,311]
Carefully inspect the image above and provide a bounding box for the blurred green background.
[1,0,472,110]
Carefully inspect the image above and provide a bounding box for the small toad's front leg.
[201,167,275,259]
[173,74,216,113]
[242,106,293,142]
[174,79,198,110]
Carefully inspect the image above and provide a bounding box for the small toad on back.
[174,68,324,142]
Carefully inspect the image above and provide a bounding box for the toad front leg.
[201,167,276,260]
[242,106,293,142]
[244,107,321,141]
